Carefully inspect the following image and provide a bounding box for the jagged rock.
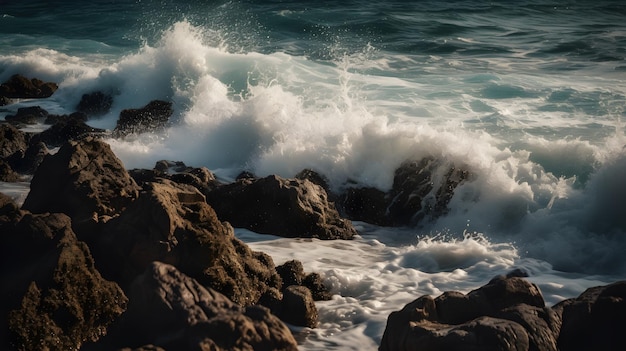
[303,272,332,301]
[205,174,357,240]
[296,168,332,195]
[0,209,127,351]
[95,179,282,305]
[379,275,559,351]
[22,138,140,226]
[44,111,88,125]
[76,91,113,116]
[9,141,49,175]
[555,281,626,351]
[277,259,306,288]
[0,159,21,182]
[0,74,58,99]
[98,262,297,351]
[114,100,173,136]
[5,105,49,125]
[0,124,28,160]
[338,157,470,226]
[32,117,106,148]
[129,160,219,194]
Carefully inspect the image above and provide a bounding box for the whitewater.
[1,1,626,349]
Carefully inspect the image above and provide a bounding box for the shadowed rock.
[76,91,113,116]
[5,106,49,125]
[114,100,173,136]
[98,261,297,351]
[0,74,58,99]
[0,202,127,351]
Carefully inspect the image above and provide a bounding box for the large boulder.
[21,138,140,226]
[379,274,560,351]
[0,205,127,351]
[0,74,58,99]
[99,261,298,351]
[95,179,282,306]
[554,281,626,351]
[205,174,357,240]
[114,100,173,136]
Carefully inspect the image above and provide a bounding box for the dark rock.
[303,272,332,301]
[277,259,306,288]
[387,158,469,225]
[236,170,256,180]
[0,211,127,351]
[5,105,49,125]
[76,91,113,116]
[0,123,28,160]
[100,261,297,351]
[32,118,106,148]
[205,174,357,240]
[129,160,219,194]
[22,138,140,226]
[280,285,319,328]
[0,96,12,106]
[114,100,173,136]
[338,186,390,226]
[9,141,49,174]
[0,74,58,99]
[379,276,559,351]
[95,179,282,305]
[555,281,626,351]
[0,159,21,182]
[296,168,331,195]
[44,111,88,125]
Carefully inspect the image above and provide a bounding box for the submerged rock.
[205,174,357,240]
[100,261,298,351]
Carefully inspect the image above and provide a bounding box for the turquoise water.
[1,1,626,349]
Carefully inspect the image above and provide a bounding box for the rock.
[0,159,21,182]
[0,96,12,106]
[4,105,49,125]
[0,210,127,351]
[295,168,332,195]
[279,285,319,328]
[379,275,559,351]
[0,123,28,160]
[277,259,305,288]
[337,186,390,226]
[44,111,88,125]
[99,261,297,351]
[95,179,282,305]
[0,74,58,99]
[9,141,49,175]
[129,160,219,194]
[205,174,357,240]
[336,157,470,227]
[114,100,173,136]
[32,117,106,148]
[555,281,626,351]
[76,91,113,116]
[22,138,140,226]
[303,272,332,301]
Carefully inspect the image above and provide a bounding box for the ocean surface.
[1,0,626,349]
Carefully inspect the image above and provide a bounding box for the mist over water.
[2,1,626,349]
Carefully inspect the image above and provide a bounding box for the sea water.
[1,1,625,349]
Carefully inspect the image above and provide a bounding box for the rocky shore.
[1,75,625,350]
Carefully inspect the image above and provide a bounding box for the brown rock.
[5,106,49,125]
[279,285,319,328]
[0,74,58,99]
[0,123,28,159]
[0,159,21,182]
[205,174,357,239]
[555,281,626,351]
[95,179,282,305]
[32,117,106,148]
[22,138,140,225]
[102,261,298,351]
[1,211,127,351]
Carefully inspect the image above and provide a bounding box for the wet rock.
[380,275,559,351]
[22,138,140,226]
[205,174,357,240]
[0,209,127,351]
[279,285,318,328]
[114,100,173,136]
[44,111,88,125]
[0,159,21,182]
[0,124,28,160]
[303,272,332,301]
[4,105,49,125]
[95,179,282,305]
[76,91,113,116]
[338,186,390,226]
[555,280,626,351]
[99,261,297,351]
[32,117,106,148]
[277,259,306,288]
[9,141,49,175]
[0,74,58,99]
[129,160,219,193]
